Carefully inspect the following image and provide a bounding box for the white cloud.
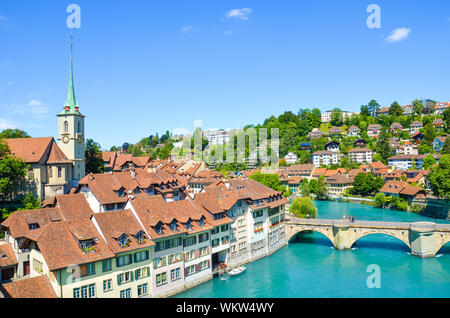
[27,99,50,119]
[225,30,233,36]
[28,99,43,107]
[385,27,411,43]
[0,118,16,130]
[181,26,193,34]
[225,8,252,20]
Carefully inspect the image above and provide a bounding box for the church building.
[4,42,86,200]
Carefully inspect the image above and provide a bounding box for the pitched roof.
[0,275,57,298]
[33,220,115,270]
[46,141,72,164]
[0,243,18,267]
[325,175,354,184]
[4,137,53,163]
[54,193,93,220]
[380,180,426,197]
[94,209,155,254]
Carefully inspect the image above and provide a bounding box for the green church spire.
[62,36,80,114]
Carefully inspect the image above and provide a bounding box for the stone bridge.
[285,217,450,258]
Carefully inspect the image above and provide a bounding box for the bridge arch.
[435,238,450,255]
[349,230,411,250]
[287,225,335,247]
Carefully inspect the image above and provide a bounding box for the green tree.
[422,154,436,170]
[442,138,450,154]
[300,179,311,197]
[423,122,437,146]
[375,129,392,162]
[374,193,386,208]
[289,196,317,218]
[85,139,104,174]
[330,109,344,127]
[0,139,29,201]
[418,143,434,155]
[17,193,41,211]
[412,99,424,116]
[360,105,371,117]
[0,129,30,139]
[310,176,328,199]
[389,102,403,117]
[368,100,380,117]
[428,154,450,199]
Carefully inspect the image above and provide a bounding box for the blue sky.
[0,1,449,149]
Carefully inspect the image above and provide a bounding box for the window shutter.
[193,236,197,244]
[117,274,122,286]
[183,238,186,247]
[184,268,188,276]
[116,257,120,268]
[146,267,150,277]
[80,264,87,277]
[206,233,209,240]
[207,260,210,268]
[145,250,149,260]
[195,249,199,258]
[130,271,134,282]
[195,264,200,272]
[206,246,209,254]
[133,253,137,263]
[129,254,133,264]
[135,270,139,280]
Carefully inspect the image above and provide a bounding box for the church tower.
[57,39,85,184]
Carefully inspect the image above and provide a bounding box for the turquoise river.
[175,201,450,298]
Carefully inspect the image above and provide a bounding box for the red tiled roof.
[0,243,18,267]
[0,275,57,298]
[4,137,53,163]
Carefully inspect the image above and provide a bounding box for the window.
[156,272,167,286]
[153,256,167,269]
[199,260,209,270]
[198,233,209,243]
[221,224,229,232]
[253,211,263,218]
[32,259,43,273]
[134,250,149,263]
[170,220,178,231]
[28,223,40,230]
[221,236,229,244]
[86,263,96,276]
[103,279,112,292]
[212,239,220,247]
[171,268,181,281]
[116,254,133,267]
[102,259,112,272]
[117,271,133,285]
[136,232,145,244]
[64,121,68,133]
[27,169,34,181]
[199,246,208,257]
[48,166,53,178]
[186,219,192,230]
[199,216,205,227]
[186,265,196,276]
[137,283,148,297]
[168,252,183,264]
[212,227,220,235]
[74,284,96,298]
[184,236,197,247]
[135,267,149,280]
[120,288,131,298]
[58,166,62,178]
[77,121,81,133]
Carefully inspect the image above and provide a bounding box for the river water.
[175,201,450,298]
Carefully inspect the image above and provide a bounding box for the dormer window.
[135,231,145,244]
[186,219,192,230]
[80,239,95,253]
[199,216,205,227]
[170,220,178,232]
[28,223,40,230]
[118,234,130,248]
[118,188,125,197]
[155,222,163,234]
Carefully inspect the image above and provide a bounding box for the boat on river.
[228,266,246,277]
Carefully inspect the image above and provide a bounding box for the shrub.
[289,196,317,218]
[374,193,386,208]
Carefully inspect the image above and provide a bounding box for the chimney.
[89,173,94,181]
[130,167,136,179]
